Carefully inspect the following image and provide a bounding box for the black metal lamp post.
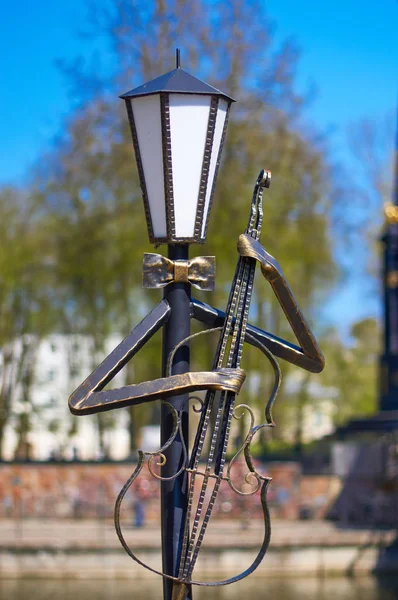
[120,51,234,600]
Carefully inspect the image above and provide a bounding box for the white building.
[282,372,337,443]
[247,369,337,444]
[3,334,130,461]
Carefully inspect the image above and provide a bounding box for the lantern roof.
[120,67,235,103]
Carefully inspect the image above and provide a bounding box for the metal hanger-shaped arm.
[68,299,245,416]
[191,234,324,374]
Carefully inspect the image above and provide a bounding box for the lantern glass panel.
[201,98,228,238]
[169,94,211,238]
[131,95,167,238]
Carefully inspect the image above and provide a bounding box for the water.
[2,577,398,600]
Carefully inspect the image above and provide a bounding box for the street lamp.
[120,49,234,244]
[121,50,235,600]
[69,50,324,600]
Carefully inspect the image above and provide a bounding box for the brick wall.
[0,461,311,521]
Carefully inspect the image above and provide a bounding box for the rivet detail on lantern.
[202,100,231,239]
[160,93,174,242]
[125,99,155,241]
[194,96,219,239]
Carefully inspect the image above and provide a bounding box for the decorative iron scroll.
[114,391,278,588]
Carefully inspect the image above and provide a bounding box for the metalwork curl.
[245,331,282,425]
[146,400,188,482]
[244,423,274,485]
[232,403,255,428]
[227,404,262,496]
[226,339,281,496]
[167,327,223,377]
[186,395,206,414]
[148,452,167,479]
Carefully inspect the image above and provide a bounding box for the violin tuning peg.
[257,169,271,188]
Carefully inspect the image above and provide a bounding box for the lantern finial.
[176,48,181,69]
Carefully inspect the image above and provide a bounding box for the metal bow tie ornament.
[143,254,216,291]
[69,170,324,597]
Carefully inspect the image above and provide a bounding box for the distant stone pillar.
[380,125,398,412]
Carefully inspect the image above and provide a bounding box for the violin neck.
[188,177,266,470]
[215,181,265,369]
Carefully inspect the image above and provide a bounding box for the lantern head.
[121,59,234,245]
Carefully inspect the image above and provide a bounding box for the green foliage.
[0,0,384,457]
[318,318,380,425]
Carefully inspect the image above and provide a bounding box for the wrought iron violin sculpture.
[69,169,324,594]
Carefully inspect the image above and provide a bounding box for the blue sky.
[0,0,397,333]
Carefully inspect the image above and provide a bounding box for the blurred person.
[132,479,151,528]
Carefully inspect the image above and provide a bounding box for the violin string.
[187,176,261,473]
[178,193,257,578]
[186,236,259,576]
[217,183,265,472]
[185,279,251,576]
[178,274,244,578]
[188,245,243,469]
[182,190,261,578]
[179,181,263,578]
[180,258,247,579]
[183,182,265,579]
[179,246,251,565]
